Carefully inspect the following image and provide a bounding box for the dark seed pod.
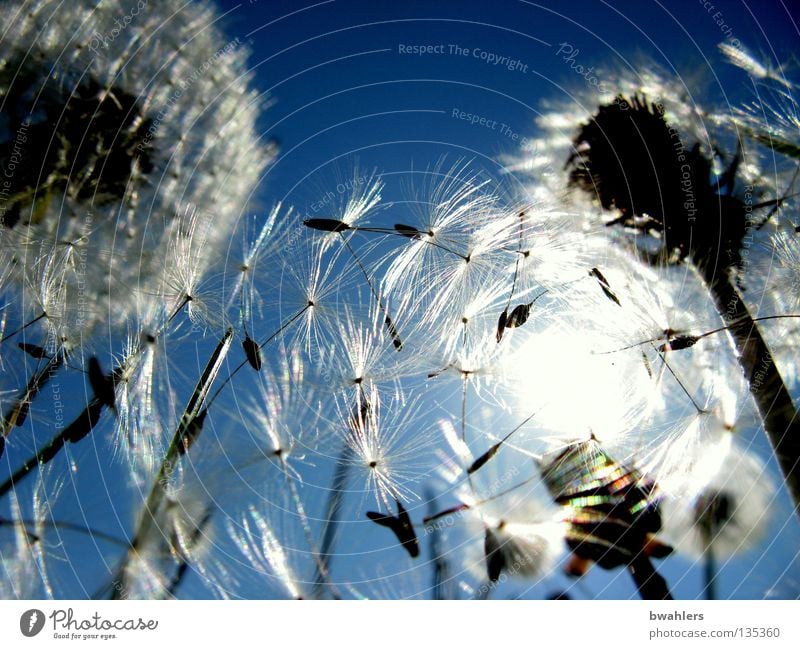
[694,490,733,538]
[14,401,30,427]
[394,223,421,238]
[507,302,532,328]
[484,527,505,583]
[18,343,49,359]
[659,334,699,352]
[547,591,573,600]
[88,357,115,408]
[242,336,262,371]
[467,441,501,475]
[590,267,621,306]
[64,399,105,444]
[384,315,403,351]
[366,499,419,558]
[178,409,208,455]
[496,308,508,343]
[303,218,350,232]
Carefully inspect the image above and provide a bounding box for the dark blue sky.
[213,0,799,213]
[192,0,800,599]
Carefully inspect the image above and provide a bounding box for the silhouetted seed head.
[568,95,751,272]
[567,95,686,229]
[0,0,272,334]
[0,56,153,229]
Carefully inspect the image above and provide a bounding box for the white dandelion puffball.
[0,0,271,339]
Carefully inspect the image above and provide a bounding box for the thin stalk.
[0,399,104,497]
[700,267,800,511]
[205,305,310,410]
[424,488,450,600]
[0,312,48,343]
[163,509,213,599]
[310,443,353,599]
[703,542,717,601]
[339,234,402,350]
[628,555,673,600]
[0,515,129,548]
[284,473,340,599]
[111,328,233,599]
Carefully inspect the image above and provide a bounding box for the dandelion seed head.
[0,0,272,335]
[661,436,776,559]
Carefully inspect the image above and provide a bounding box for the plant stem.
[0,399,104,498]
[628,555,673,600]
[1,354,63,452]
[310,444,353,599]
[701,268,800,512]
[111,328,233,599]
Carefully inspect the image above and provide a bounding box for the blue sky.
[214,0,799,211]
[3,0,799,601]
[196,0,800,599]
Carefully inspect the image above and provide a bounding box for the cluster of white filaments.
[1,7,798,602]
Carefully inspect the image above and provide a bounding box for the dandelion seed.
[242,336,263,372]
[464,486,561,588]
[232,350,322,485]
[337,385,435,507]
[307,169,384,255]
[496,293,546,343]
[366,500,420,558]
[382,161,511,327]
[589,267,621,306]
[304,218,351,233]
[718,42,792,88]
